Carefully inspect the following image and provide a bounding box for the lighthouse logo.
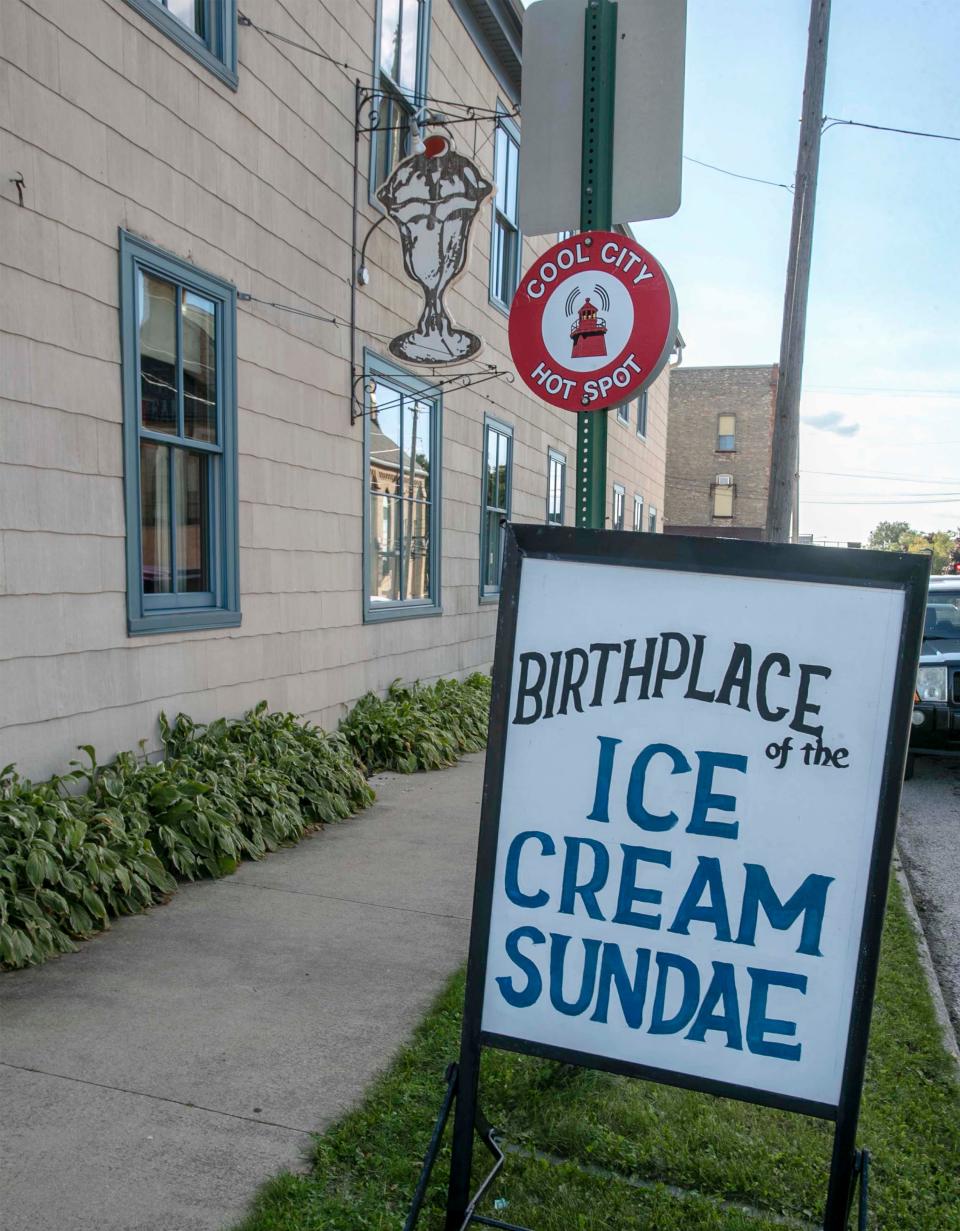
[568,287,609,359]
[540,270,634,373]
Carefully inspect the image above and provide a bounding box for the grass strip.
[235,875,960,1231]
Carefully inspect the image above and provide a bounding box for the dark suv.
[907,576,960,775]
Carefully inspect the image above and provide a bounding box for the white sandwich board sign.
[445,526,927,1229]
[519,0,687,235]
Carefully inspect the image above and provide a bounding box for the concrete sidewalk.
[0,754,484,1231]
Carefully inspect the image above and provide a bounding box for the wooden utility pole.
[766,0,831,543]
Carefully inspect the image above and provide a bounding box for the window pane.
[174,448,210,592]
[139,272,177,434]
[494,129,508,215]
[648,507,657,533]
[380,0,419,92]
[717,414,736,449]
[164,0,205,39]
[484,508,503,588]
[380,0,401,79]
[403,498,431,600]
[505,137,519,226]
[373,91,410,186]
[503,227,518,301]
[634,497,643,532]
[486,427,499,510]
[182,290,217,442]
[714,486,734,517]
[613,487,624,530]
[369,491,401,602]
[494,223,517,303]
[404,399,431,498]
[374,94,394,187]
[497,433,508,510]
[637,392,648,436]
[369,382,403,497]
[367,378,436,607]
[491,221,505,302]
[548,456,564,524]
[140,441,172,593]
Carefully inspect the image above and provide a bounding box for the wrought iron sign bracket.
[351,364,515,423]
[350,81,511,423]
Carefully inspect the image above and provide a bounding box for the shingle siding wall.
[0,0,668,779]
[664,364,777,534]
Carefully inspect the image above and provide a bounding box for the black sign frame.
[445,526,929,1231]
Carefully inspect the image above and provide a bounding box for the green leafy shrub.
[0,753,176,968]
[1,678,486,972]
[339,673,491,773]
[158,703,374,873]
[1,706,373,971]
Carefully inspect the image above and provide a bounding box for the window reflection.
[380,0,419,94]
[482,423,511,593]
[139,273,177,434]
[368,381,434,605]
[140,441,172,593]
[175,448,210,591]
[182,290,217,442]
[164,0,206,39]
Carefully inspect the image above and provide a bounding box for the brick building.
[663,364,778,540]
[0,0,670,780]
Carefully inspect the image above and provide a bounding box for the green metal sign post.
[575,0,617,529]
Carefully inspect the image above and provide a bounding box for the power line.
[240,12,800,194]
[801,468,958,485]
[823,116,960,144]
[803,384,960,396]
[682,155,793,192]
[239,10,508,119]
[238,293,339,326]
[802,494,960,506]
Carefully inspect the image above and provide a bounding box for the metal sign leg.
[405,1062,534,1231]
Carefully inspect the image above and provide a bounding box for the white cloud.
[798,389,960,543]
[801,410,860,436]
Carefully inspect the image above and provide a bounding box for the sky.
[622,0,960,544]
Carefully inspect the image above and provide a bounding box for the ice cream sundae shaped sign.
[508,231,678,411]
[377,134,493,366]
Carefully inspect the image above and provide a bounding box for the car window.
[924,591,960,637]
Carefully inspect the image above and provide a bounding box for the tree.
[867,521,960,574]
[944,531,960,575]
[867,521,913,551]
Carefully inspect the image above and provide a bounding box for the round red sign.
[508,231,677,412]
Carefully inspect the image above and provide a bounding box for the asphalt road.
[897,756,960,1042]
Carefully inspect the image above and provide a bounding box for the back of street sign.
[519,0,687,235]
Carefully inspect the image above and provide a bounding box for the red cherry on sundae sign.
[508,231,677,412]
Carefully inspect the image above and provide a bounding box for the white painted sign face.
[480,557,906,1108]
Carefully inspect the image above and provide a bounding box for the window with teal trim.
[363,353,442,621]
[612,483,625,531]
[481,417,512,598]
[636,389,649,438]
[120,232,240,635]
[371,0,431,192]
[125,0,238,88]
[490,111,520,309]
[546,448,565,525]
